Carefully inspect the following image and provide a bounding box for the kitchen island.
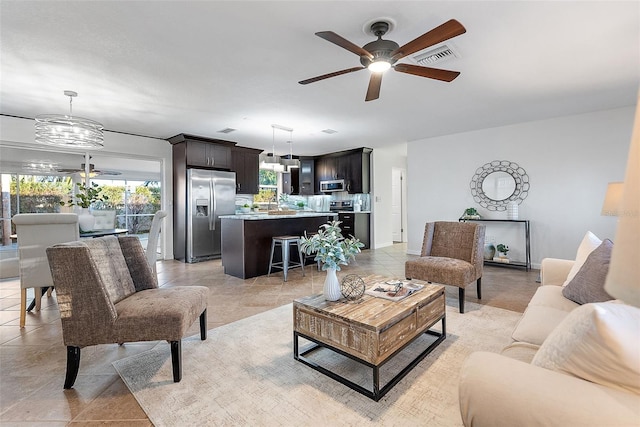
[220,212,337,279]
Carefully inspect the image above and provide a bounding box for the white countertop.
[220,212,338,220]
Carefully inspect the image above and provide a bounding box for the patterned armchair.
[46,235,208,389]
[405,221,485,313]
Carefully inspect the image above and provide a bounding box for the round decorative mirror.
[481,171,516,201]
[470,160,529,211]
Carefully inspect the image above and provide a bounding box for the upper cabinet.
[169,133,261,195]
[298,158,315,196]
[169,134,234,170]
[342,148,371,194]
[188,142,231,169]
[232,146,261,194]
[314,148,372,194]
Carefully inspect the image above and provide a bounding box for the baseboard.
[373,241,394,249]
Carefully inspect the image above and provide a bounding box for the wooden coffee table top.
[293,274,444,332]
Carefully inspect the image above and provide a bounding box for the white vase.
[507,202,519,220]
[323,268,342,301]
[78,208,95,232]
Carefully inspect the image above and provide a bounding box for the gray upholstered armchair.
[46,235,208,389]
[405,221,485,313]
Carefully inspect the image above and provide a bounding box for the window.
[253,169,278,207]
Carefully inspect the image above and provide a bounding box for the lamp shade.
[604,93,640,307]
[601,182,624,216]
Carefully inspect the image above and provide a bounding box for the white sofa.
[458,255,640,426]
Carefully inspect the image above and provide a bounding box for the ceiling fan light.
[368,60,391,73]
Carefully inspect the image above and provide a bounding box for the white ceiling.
[1,1,638,158]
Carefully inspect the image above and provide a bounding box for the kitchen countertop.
[220,212,338,220]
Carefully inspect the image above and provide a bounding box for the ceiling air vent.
[412,44,459,66]
[321,129,337,134]
[217,128,236,134]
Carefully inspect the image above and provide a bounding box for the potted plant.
[240,203,251,214]
[496,244,510,258]
[60,182,109,232]
[462,207,481,219]
[296,201,305,210]
[252,203,260,212]
[300,220,364,301]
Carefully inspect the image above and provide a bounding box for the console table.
[459,218,531,271]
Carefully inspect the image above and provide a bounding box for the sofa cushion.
[562,239,614,304]
[512,305,574,346]
[501,342,540,363]
[563,231,602,286]
[527,285,582,311]
[532,301,640,395]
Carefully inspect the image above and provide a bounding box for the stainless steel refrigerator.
[186,168,236,262]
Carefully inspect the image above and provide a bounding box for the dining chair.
[146,210,167,276]
[12,213,79,328]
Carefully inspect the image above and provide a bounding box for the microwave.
[320,179,345,192]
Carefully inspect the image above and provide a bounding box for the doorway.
[392,167,406,243]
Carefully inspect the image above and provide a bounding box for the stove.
[329,200,353,212]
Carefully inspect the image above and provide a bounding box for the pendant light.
[259,125,284,171]
[35,90,104,149]
[281,128,300,171]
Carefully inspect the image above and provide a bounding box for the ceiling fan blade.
[315,31,374,60]
[390,19,466,61]
[393,63,460,82]
[95,170,122,176]
[365,73,383,102]
[298,66,365,85]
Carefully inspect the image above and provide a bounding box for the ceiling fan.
[299,19,466,101]
[56,163,121,176]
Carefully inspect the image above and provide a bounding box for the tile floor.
[0,243,539,425]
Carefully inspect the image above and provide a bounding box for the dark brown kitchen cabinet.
[168,134,234,170]
[343,148,371,194]
[338,212,370,249]
[298,158,314,196]
[231,147,261,194]
[314,148,372,194]
[187,141,231,169]
[315,156,338,184]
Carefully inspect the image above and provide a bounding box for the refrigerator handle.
[210,179,216,231]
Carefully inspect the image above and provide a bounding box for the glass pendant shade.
[281,132,299,169]
[35,91,104,149]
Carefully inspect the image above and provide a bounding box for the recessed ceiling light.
[321,129,337,134]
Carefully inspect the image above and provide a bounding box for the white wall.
[372,142,407,248]
[406,106,635,267]
[0,115,174,257]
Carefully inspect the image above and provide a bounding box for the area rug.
[113,301,521,426]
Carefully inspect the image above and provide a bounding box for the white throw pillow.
[532,301,640,395]
[563,231,602,286]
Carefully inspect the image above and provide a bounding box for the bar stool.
[268,235,305,282]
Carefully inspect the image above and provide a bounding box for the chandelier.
[35,90,104,149]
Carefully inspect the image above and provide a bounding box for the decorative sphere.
[341,274,366,300]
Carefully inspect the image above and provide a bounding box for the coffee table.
[293,275,446,401]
